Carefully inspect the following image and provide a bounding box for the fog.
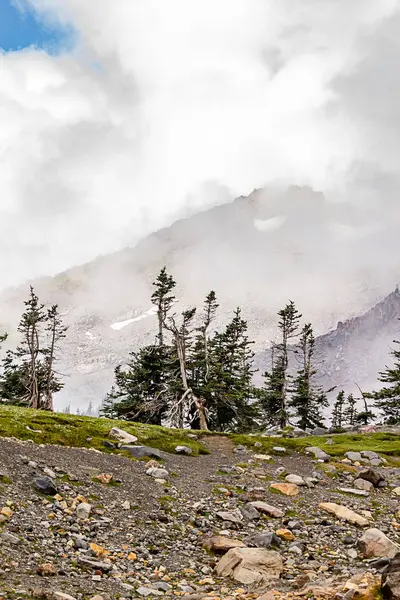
[1,0,400,289]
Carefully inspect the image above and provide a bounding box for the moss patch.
[0,405,208,456]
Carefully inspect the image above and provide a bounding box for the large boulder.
[353,478,374,492]
[359,468,386,487]
[345,451,362,463]
[319,502,369,526]
[108,427,138,445]
[146,467,169,479]
[215,547,283,584]
[382,553,400,599]
[359,529,400,559]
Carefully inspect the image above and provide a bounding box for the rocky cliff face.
[0,185,398,409]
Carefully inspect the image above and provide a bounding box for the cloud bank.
[1,0,400,287]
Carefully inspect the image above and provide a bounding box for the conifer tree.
[42,304,67,411]
[261,301,301,428]
[290,323,329,430]
[331,390,345,429]
[207,308,257,431]
[343,393,358,426]
[151,267,176,346]
[0,289,66,409]
[369,340,400,423]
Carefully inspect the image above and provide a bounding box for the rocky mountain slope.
[0,407,399,599]
[255,287,400,398]
[1,185,400,409]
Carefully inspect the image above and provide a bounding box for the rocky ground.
[0,432,399,600]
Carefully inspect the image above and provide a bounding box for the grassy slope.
[0,405,208,455]
[0,405,399,460]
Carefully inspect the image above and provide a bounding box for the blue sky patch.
[0,0,75,53]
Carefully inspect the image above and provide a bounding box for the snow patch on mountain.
[110,307,158,331]
[253,215,286,232]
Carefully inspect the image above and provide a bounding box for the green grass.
[232,432,400,459]
[0,405,399,464]
[0,405,209,456]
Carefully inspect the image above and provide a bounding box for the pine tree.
[343,393,358,426]
[86,401,94,416]
[0,289,66,409]
[290,323,328,430]
[42,304,67,411]
[151,267,176,346]
[63,403,71,414]
[261,301,301,428]
[101,346,171,424]
[207,308,258,431]
[331,390,345,429]
[16,287,47,408]
[369,340,400,423]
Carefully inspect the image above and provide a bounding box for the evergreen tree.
[260,301,301,428]
[368,340,400,423]
[0,289,66,409]
[290,323,329,430]
[206,308,258,431]
[86,401,94,416]
[331,390,345,429]
[343,393,358,426]
[42,304,67,411]
[63,403,71,414]
[16,287,47,408]
[151,267,176,346]
[101,346,171,424]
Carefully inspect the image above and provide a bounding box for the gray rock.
[305,447,330,462]
[175,445,192,455]
[152,581,172,592]
[146,467,169,479]
[121,445,162,459]
[293,427,307,437]
[137,586,162,596]
[109,427,138,444]
[34,476,58,496]
[312,427,328,436]
[273,447,286,453]
[285,474,305,486]
[77,556,113,572]
[249,532,282,549]
[0,532,21,545]
[361,451,379,460]
[345,451,362,462]
[240,504,261,521]
[216,509,243,525]
[353,478,374,492]
[338,488,370,497]
[76,502,92,520]
[234,445,248,454]
[43,467,56,479]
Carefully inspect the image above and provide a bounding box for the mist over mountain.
[0,185,398,410]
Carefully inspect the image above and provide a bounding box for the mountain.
[0,185,399,409]
[255,287,400,399]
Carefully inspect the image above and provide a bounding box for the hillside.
[1,185,400,409]
[0,407,399,599]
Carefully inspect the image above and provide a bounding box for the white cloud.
[1,0,400,287]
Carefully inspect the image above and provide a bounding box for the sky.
[1,0,400,289]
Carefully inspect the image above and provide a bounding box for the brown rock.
[275,528,295,541]
[203,536,246,554]
[319,502,369,526]
[37,563,57,577]
[270,483,299,496]
[215,547,283,584]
